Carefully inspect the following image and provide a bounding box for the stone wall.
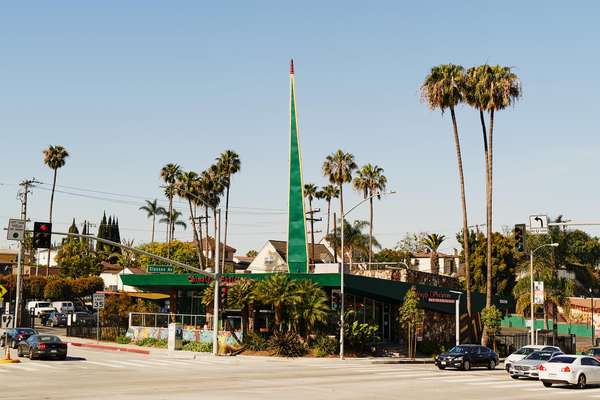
[352,268,460,290]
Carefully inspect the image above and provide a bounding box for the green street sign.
[147,265,174,274]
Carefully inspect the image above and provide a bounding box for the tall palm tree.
[160,163,181,243]
[139,199,166,243]
[422,233,446,275]
[353,164,387,266]
[421,64,473,331]
[304,183,318,268]
[198,171,213,265]
[43,144,69,276]
[322,150,357,263]
[465,65,521,346]
[176,171,205,268]
[216,150,241,272]
[159,209,186,240]
[227,279,256,335]
[316,184,339,237]
[328,219,380,265]
[255,274,301,332]
[205,164,225,267]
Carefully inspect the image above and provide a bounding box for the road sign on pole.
[528,215,549,234]
[0,285,7,299]
[7,219,26,242]
[93,293,105,310]
[147,265,174,273]
[534,281,544,305]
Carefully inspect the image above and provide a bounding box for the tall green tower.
[287,59,308,273]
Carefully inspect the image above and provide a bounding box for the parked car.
[539,355,600,389]
[45,311,68,327]
[51,301,75,314]
[435,344,499,370]
[72,311,96,326]
[17,335,67,360]
[0,327,38,348]
[510,350,563,379]
[504,345,561,372]
[25,301,56,317]
[583,347,600,361]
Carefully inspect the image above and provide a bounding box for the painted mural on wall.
[126,326,242,345]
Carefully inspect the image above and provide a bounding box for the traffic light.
[514,224,526,252]
[33,222,52,249]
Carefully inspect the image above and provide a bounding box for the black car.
[17,335,68,360]
[435,344,499,370]
[1,327,38,349]
[45,311,68,327]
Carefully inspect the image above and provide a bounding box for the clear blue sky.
[1,1,599,255]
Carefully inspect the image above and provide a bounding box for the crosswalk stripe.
[84,361,124,368]
[111,361,149,367]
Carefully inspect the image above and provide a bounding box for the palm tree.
[159,209,186,240]
[422,233,446,275]
[198,171,213,265]
[227,279,256,335]
[421,64,473,331]
[304,183,318,268]
[292,280,330,339]
[255,274,300,332]
[322,150,357,263]
[353,164,387,266]
[176,171,205,268]
[160,163,181,243]
[204,165,225,267]
[43,144,69,276]
[216,150,241,272]
[316,184,339,237]
[328,219,380,265]
[139,199,166,243]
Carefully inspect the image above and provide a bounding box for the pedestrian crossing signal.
[514,224,525,252]
[33,222,52,249]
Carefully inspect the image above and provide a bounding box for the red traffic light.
[39,224,49,232]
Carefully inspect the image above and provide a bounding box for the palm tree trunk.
[326,199,331,237]
[47,169,58,276]
[188,199,204,269]
[309,198,316,272]
[485,109,495,309]
[368,195,374,266]
[449,106,473,339]
[204,206,210,266]
[213,208,218,268]
[151,215,155,243]
[222,182,231,271]
[167,192,173,243]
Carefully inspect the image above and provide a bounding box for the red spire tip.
[290,59,294,75]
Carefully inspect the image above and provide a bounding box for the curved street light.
[339,190,396,359]
[530,242,559,345]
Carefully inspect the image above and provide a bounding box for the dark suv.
[435,344,499,370]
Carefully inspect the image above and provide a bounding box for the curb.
[67,342,150,355]
[372,359,434,365]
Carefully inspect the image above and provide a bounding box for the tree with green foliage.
[481,305,503,351]
[216,150,241,272]
[327,219,380,265]
[176,170,205,268]
[227,279,256,335]
[304,183,319,266]
[139,199,166,243]
[160,163,182,244]
[291,280,330,339]
[374,248,412,265]
[422,234,446,274]
[255,274,301,332]
[398,286,424,359]
[55,239,102,278]
[137,241,198,273]
[421,64,472,330]
[316,184,339,236]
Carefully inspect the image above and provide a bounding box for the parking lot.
[2,344,600,400]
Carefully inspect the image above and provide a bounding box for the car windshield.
[37,302,51,308]
[548,356,576,364]
[16,329,35,335]
[448,346,474,354]
[525,352,553,361]
[514,347,537,355]
[37,336,61,343]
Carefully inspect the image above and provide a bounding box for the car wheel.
[577,374,587,389]
[488,360,496,370]
[463,360,471,371]
[505,364,511,372]
[58,355,66,361]
[542,381,552,387]
[29,351,36,360]
[11,340,17,349]
[17,348,23,357]
[437,365,446,370]
[511,375,519,380]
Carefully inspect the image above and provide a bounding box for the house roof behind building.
[268,240,333,263]
[100,261,145,275]
[195,237,236,252]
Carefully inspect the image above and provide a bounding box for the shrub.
[243,332,269,352]
[268,331,306,357]
[313,336,337,357]
[135,338,167,348]
[417,340,446,356]
[182,341,213,353]
[345,320,380,353]
[115,336,132,344]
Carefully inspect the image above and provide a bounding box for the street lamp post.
[339,191,395,359]
[530,243,559,345]
[450,290,462,346]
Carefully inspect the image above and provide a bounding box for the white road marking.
[84,360,125,368]
[111,360,149,367]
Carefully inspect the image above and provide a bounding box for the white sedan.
[539,355,600,389]
[504,345,561,372]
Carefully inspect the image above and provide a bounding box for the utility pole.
[306,209,322,272]
[15,178,40,327]
[332,213,337,262]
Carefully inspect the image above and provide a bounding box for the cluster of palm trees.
[141,151,241,271]
[305,150,387,265]
[202,275,330,340]
[421,63,521,345]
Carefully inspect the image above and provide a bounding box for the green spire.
[286,59,308,273]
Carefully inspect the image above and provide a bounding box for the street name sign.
[528,215,549,234]
[7,219,26,242]
[0,284,7,299]
[92,293,105,309]
[148,265,174,273]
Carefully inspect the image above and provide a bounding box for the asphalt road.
[2,345,600,400]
